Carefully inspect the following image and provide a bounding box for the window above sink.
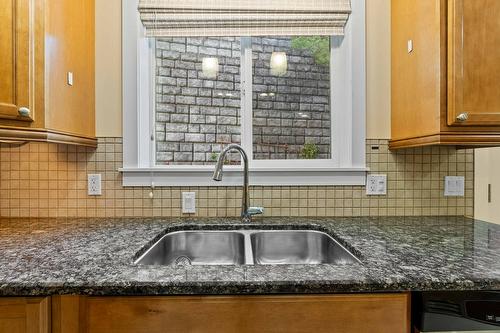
[121,0,367,187]
[154,36,335,167]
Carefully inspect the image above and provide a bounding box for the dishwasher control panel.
[466,300,500,325]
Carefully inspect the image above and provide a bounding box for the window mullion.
[240,37,254,161]
[150,39,157,168]
[137,36,154,168]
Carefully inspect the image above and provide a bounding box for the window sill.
[119,167,368,187]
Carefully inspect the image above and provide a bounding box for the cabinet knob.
[18,107,30,117]
[456,112,469,122]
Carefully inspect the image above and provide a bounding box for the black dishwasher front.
[414,291,500,332]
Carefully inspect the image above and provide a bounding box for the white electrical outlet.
[87,174,102,196]
[366,174,387,195]
[182,192,196,214]
[444,176,465,197]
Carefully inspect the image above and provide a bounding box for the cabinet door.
[448,0,500,126]
[0,0,35,122]
[391,0,443,141]
[45,0,95,137]
[0,298,50,333]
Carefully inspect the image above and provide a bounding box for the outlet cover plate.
[366,174,387,195]
[444,176,465,197]
[87,174,102,196]
[182,192,196,214]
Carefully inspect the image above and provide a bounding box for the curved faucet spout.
[212,144,261,222]
[212,144,248,182]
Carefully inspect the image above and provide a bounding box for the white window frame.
[121,0,367,187]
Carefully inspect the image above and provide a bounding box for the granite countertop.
[1,216,500,296]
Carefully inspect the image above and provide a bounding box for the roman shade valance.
[138,0,352,37]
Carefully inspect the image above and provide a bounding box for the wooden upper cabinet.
[391,0,443,143]
[390,0,500,149]
[448,0,500,126]
[0,0,34,123]
[45,0,95,138]
[0,0,96,147]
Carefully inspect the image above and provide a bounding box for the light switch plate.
[444,176,465,197]
[366,174,387,195]
[87,174,102,196]
[182,192,196,214]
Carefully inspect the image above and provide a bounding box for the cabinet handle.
[18,107,31,117]
[456,112,469,122]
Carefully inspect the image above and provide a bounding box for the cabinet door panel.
[0,298,50,333]
[85,294,410,333]
[45,0,95,136]
[0,0,34,122]
[0,301,25,333]
[448,0,500,126]
[391,0,443,141]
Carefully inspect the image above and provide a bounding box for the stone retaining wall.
[155,37,331,165]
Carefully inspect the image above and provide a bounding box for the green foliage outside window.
[291,36,330,66]
[301,143,320,159]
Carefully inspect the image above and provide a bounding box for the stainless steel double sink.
[135,230,360,266]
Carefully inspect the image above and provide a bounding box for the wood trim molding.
[447,0,462,126]
[0,126,97,147]
[389,132,500,149]
[0,113,34,122]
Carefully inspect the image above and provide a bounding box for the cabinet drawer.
[83,294,410,333]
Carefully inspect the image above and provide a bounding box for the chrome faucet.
[212,144,264,222]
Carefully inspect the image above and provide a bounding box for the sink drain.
[174,255,192,266]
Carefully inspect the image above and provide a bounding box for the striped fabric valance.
[138,0,352,37]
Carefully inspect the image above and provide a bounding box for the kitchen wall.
[366,0,391,139]
[475,148,500,224]
[95,0,122,137]
[0,139,474,218]
[0,0,476,219]
[94,0,392,139]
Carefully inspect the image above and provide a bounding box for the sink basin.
[135,231,246,265]
[135,229,360,266]
[251,230,360,265]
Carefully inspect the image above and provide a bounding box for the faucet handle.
[248,207,264,216]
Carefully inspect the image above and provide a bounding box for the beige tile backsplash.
[0,138,474,218]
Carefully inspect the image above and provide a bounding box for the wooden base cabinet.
[0,0,96,147]
[0,298,50,333]
[52,293,410,333]
[390,0,500,149]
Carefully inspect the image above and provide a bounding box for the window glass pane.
[155,37,242,165]
[252,36,331,160]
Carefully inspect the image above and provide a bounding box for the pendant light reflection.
[270,52,287,76]
[202,57,219,79]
